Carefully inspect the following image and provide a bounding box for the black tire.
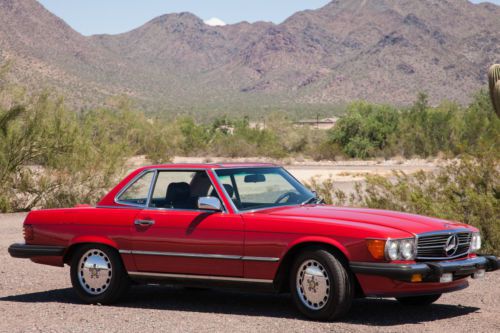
[70,244,130,304]
[396,294,441,306]
[290,248,353,321]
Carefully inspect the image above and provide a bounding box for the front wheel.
[290,248,353,321]
[396,294,441,306]
[70,244,130,304]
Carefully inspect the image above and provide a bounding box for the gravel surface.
[1,213,499,333]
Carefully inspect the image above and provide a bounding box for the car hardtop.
[97,163,286,208]
[137,162,279,171]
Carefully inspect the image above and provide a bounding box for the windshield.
[214,167,315,211]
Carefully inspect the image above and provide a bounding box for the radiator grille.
[416,232,471,260]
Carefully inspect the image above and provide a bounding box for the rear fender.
[65,236,136,271]
[64,236,120,263]
[68,236,119,250]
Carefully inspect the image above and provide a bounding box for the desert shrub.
[0,81,178,211]
[304,175,348,206]
[326,92,499,159]
[141,124,177,164]
[358,154,499,254]
[328,102,400,158]
[307,153,500,255]
[177,117,211,155]
[0,94,132,211]
[308,140,344,161]
[204,114,295,159]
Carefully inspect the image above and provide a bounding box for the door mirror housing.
[197,197,222,211]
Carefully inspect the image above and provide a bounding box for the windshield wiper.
[301,195,322,205]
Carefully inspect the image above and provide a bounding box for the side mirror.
[197,197,222,211]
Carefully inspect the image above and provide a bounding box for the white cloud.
[204,17,226,27]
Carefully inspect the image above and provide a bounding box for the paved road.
[1,213,499,333]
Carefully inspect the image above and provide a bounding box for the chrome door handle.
[134,219,155,226]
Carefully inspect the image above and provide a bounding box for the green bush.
[306,153,500,255]
[0,86,176,211]
[0,94,131,211]
[328,92,499,159]
[328,102,400,158]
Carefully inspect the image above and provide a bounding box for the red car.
[8,163,500,320]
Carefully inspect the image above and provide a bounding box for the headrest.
[211,184,234,198]
[222,184,234,198]
[166,182,191,203]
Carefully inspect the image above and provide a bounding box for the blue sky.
[38,0,499,36]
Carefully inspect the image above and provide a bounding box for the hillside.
[1,0,499,113]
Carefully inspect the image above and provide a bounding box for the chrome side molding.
[119,249,280,262]
[128,271,273,284]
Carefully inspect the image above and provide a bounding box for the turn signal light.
[366,239,386,260]
[411,274,423,282]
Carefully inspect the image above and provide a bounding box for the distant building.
[216,125,234,134]
[294,117,338,130]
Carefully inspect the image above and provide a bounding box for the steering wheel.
[274,191,297,204]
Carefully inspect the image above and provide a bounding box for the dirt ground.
[1,213,499,333]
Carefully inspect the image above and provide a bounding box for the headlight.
[400,239,415,260]
[386,240,399,260]
[385,238,416,261]
[470,232,481,252]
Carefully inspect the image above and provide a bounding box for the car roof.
[139,162,279,171]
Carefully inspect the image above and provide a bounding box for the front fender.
[282,236,351,260]
[271,236,353,291]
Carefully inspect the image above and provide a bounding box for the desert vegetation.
[305,153,499,255]
[328,92,499,159]
[1,62,498,253]
[304,66,500,254]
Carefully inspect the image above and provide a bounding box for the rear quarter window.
[117,172,154,206]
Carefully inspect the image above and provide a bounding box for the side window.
[117,172,154,206]
[149,171,213,209]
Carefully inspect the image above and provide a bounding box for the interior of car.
[149,171,224,210]
[118,167,313,211]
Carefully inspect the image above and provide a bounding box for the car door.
[130,169,244,277]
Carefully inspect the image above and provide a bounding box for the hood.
[256,205,471,235]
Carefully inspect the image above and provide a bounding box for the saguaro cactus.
[488,64,500,117]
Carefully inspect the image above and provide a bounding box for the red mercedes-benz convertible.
[8,163,500,320]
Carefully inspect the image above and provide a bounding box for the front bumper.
[350,255,499,283]
[8,243,65,258]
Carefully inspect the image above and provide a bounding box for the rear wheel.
[396,294,441,306]
[70,244,130,304]
[290,248,353,321]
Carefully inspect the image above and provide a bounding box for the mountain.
[1,0,499,113]
[0,0,142,108]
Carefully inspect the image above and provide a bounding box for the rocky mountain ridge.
[1,0,499,112]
